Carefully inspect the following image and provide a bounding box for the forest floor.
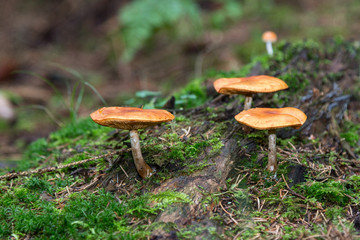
[0,40,359,239]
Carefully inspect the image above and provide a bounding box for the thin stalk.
[267,129,277,172]
[129,130,153,178]
[242,95,253,133]
[244,95,253,110]
[266,41,274,56]
[26,105,63,127]
[50,63,107,105]
[16,71,69,109]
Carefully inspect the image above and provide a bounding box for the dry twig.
[0,149,129,180]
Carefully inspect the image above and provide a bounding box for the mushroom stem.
[242,95,253,133]
[267,129,277,172]
[129,130,153,178]
[244,95,253,110]
[266,41,274,56]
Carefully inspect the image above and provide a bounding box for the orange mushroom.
[235,107,307,172]
[90,107,174,178]
[262,31,277,56]
[213,75,288,110]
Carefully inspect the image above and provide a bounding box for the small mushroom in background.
[0,93,15,122]
[213,75,288,110]
[262,31,277,56]
[90,107,174,179]
[235,107,307,172]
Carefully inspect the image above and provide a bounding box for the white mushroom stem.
[244,95,253,110]
[265,41,274,56]
[267,129,277,172]
[129,130,153,178]
[242,95,254,133]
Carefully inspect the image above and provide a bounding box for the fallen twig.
[282,174,306,200]
[219,200,239,225]
[281,174,324,210]
[0,149,129,181]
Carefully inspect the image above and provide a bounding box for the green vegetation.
[0,186,190,239]
[18,66,106,125]
[211,173,360,239]
[118,0,242,62]
[1,39,360,239]
[174,78,208,108]
[17,117,113,171]
[341,120,360,153]
[0,96,228,238]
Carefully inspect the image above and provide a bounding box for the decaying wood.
[151,138,245,239]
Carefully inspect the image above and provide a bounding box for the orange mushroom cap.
[90,107,175,130]
[213,75,288,95]
[262,31,277,43]
[235,107,307,130]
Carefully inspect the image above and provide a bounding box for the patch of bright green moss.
[0,182,191,239]
[174,78,208,108]
[141,122,226,173]
[340,121,360,148]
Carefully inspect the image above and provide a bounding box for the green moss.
[6,117,116,173]
[281,196,305,221]
[246,131,268,144]
[188,162,215,174]
[208,136,224,155]
[340,121,360,148]
[277,136,297,148]
[177,225,218,239]
[48,117,112,146]
[175,115,188,122]
[0,185,191,239]
[325,206,346,220]
[279,71,310,94]
[23,138,49,164]
[138,119,228,174]
[298,179,354,206]
[174,78,208,108]
[282,226,309,240]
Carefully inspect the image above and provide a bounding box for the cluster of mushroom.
[89,32,298,178]
[213,75,307,172]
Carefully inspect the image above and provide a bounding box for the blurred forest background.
[1,0,360,165]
